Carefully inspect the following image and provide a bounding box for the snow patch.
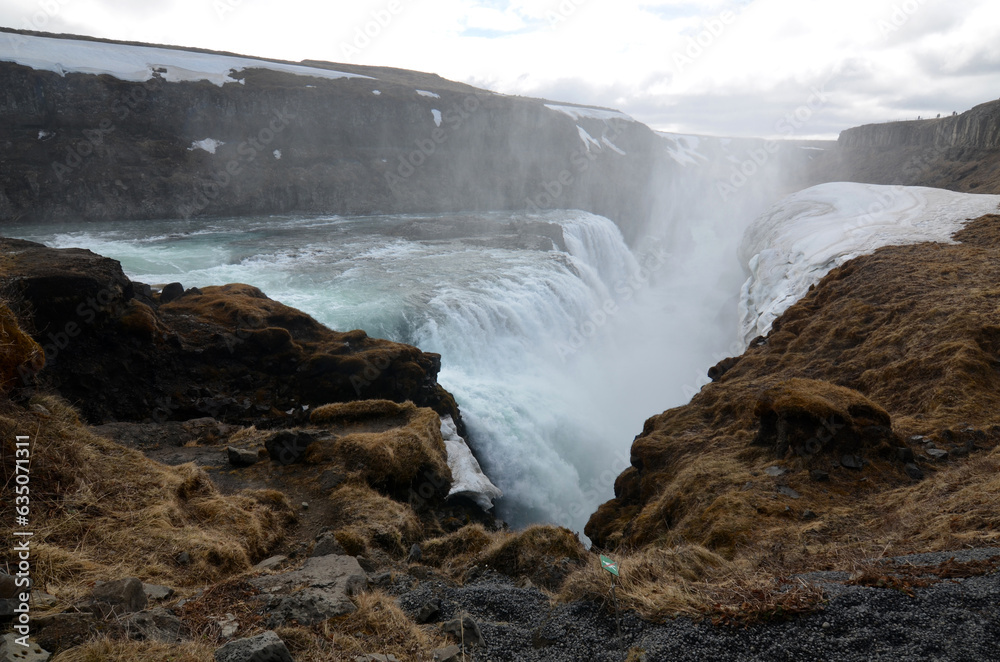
[37,129,54,140]
[372,90,381,95]
[441,415,502,512]
[576,125,602,152]
[545,103,633,122]
[0,33,373,87]
[657,132,708,167]
[273,149,281,159]
[601,135,626,155]
[739,183,1000,346]
[431,109,442,127]
[416,89,440,98]
[188,138,224,154]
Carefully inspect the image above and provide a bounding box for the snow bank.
[0,33,372,86]
[545,103,634,122]
[440,415,502,511]
[739,182,1000,346]
[416,89,440,98]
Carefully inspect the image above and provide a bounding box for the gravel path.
[395,549,1000,661]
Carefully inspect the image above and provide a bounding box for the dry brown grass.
[421,524,588,590]
[49,638,216,662]
[323,590,452,662]
[0,301,44,392]
[306,401,451,492]
[324,482,423,555]
[0,393,294,601]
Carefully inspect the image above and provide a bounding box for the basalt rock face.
[814,99,1000,194]
[0,30,660,243]
[0,237,462,427]
[586,214,1000,553]
[838,100,1000,150]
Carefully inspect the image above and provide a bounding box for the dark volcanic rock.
[88,578,147,618]
[214,630,293,662]
[0,238,464,427]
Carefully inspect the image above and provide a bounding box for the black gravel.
[394,549,1000,661]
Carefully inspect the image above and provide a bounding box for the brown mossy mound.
[753,378,894,460]
[0,394,294,598]
[420,524,495,567]
[0,302,44,392]
[587,214,1000,567]
[325,482,424,556]
[421,524,588,591]
[476,525,588,590]
[305,401,450,496]
[560,544,729,619]
[0,238,463,426]
[310,398,417,426]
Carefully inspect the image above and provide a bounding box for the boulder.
[249,555,366,626]
[311,532,346,557]
[441,616,486,649]
[227,446,259,467]
[415,599,442,624]
[0,633,50,662]
[88,578,147,618]
[116,608,186,643]
[142,584,175,601]
[159,282,184,304]
[214,630,293,662]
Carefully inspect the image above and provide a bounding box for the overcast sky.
[1,0,997,138]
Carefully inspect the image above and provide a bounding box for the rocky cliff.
[0,29,661,242]
[838,99,1000,150]
[0,237,462,428]
[812,98,1000,194]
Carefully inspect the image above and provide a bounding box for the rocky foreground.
[2,214,1000,661]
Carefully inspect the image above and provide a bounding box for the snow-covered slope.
[440,416,502,512]
[0,32,370,85]
[739,182,1000,345]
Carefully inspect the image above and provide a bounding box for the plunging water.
[9,208,743,535]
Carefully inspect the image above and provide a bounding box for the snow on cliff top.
[0,32,371,86]
[545,103,634,122]
[739,182,1000,346]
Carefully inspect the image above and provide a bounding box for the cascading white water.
[9,208,745,536]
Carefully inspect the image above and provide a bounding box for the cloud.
[0,0,997,138]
